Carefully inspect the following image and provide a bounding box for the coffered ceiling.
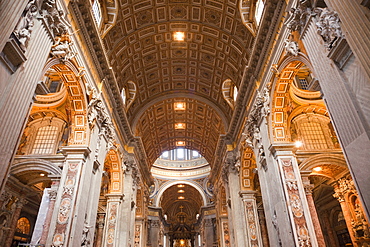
[103,0,255,166]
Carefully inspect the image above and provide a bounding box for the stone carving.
[13,0,38,51]
[134,224,141,246]
[351,200,370,239]
[41,0,71,37]
[52,233,64,247]
[315,8,344,50]
[285,0,312,33]
[87,87,116,148]
[333,177,356,202]
[58,198,71,224]
[297,226,311,247]
[284,39,299,56]
[222,150,240,184]
[48,189,58,200]
[51,35,76,61]
[81,221,91,247]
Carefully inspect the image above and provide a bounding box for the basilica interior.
[0,0,369,246]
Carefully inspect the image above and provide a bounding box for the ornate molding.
[50,35,76,61]
[333,177,356,202]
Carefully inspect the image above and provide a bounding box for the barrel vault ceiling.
[103,0,255,166]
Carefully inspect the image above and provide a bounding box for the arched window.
[222,79,238,109]
[254,0,265,26]
[92,0,102,26]
[25,117,66,155]
[291,113,336,150]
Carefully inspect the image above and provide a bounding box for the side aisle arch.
[40,58,89,146]
[102,149,123,194]
[270,55,328,144]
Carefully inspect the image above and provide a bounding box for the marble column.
[321,210,338,247]
[102,194,122,247]
[117,156,138,246]
[257,207,269,247]
[0,0,54,193]
[222,150,248,247]
[46,146,92,247]
[203,217,215,247]
[333,182,358,246]
[148,219,160,247]
[38,188,57,245]
[240,191,263,247]
[270,144,319,247]
[301,175,326,247]
[4,198,27,247]
[301,6,370,219]
[94,213,105,247]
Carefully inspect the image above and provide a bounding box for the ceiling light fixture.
[178,196,185,200]
[295,141,303,148]
[313,166,322,172]
[178,189,185,193]
[173,32,185,41]
[175,123,185,129]
[176,141,185,146]
[40,173,45,177]
[177,184,185,188]
[174,102,186,110]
